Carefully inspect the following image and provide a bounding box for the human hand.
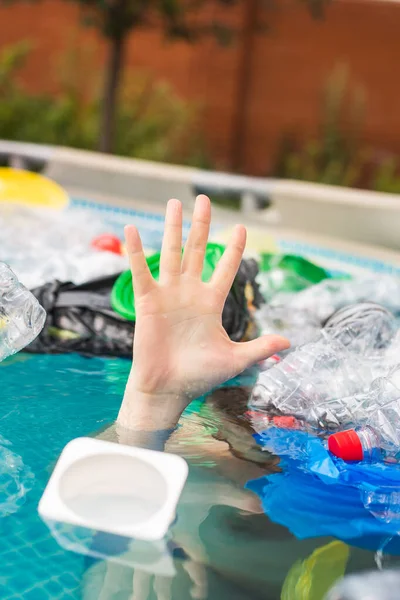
[118,195,289,430]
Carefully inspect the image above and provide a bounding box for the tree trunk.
[99,35,125,154]
[231,0,258,172]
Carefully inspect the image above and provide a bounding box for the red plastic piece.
[272,416,299,429]
[91,234,123,255]
[328,429,364,462]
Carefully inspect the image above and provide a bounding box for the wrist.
[118,377,188,432]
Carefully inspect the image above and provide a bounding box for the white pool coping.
[2,140,400,253]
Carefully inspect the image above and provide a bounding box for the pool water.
[2,198,400,599]
[0,352,393,600]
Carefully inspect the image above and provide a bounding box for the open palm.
[118,195,289,430]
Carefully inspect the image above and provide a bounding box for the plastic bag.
[246,427,400,553]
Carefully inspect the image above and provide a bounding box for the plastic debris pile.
[0,204,127,289]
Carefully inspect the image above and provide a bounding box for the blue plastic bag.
[247,428,400,553]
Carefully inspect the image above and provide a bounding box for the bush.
[0,42,210,167]
[273,64,400,194]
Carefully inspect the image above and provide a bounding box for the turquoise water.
[1,200,398,598]
[0,352,388,600]
[0,354,126,600]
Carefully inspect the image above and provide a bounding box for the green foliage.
[274,65,368,188]
[273,64,400,193]
[372,158,400,194]
[0,42,209,167]
[64,0,241,42]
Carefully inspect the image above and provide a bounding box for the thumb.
[233,335,290,372]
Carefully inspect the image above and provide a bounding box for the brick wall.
[1,0,400,175]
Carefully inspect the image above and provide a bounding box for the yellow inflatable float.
[0,168,68,209]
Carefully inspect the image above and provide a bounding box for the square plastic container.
[38,437,188,541]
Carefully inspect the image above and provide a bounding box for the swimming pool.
[0,352,384,600]
[1,198,400,600]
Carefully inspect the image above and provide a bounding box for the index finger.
[124,225,155,297]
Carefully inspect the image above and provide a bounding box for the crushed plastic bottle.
[0,262,46,361]
[325,303,396,354]
[325,569,400,600]
[328,366,400,463]
[250,306,398,430]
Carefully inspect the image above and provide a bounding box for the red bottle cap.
[91,234,123,255]
[328,429,364,462]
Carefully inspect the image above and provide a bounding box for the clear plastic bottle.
[0,262,46,361]
[250,333,375,428]
[325,569,400,600]
[250,305,398,429]
[328,366,400,462]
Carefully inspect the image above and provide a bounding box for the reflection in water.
[0,434,34,517]
[44,521,208,600]
[53,384,387,599]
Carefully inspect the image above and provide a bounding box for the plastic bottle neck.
[355,426,382,462]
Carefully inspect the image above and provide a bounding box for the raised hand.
[118,195,289,431]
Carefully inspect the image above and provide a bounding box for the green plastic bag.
[281,541,349,600]
[258,254,330,299]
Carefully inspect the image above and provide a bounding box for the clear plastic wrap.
[0,262,45,361]
[325,569,400,600]
[0,204,127,288]
[283,275,400,322]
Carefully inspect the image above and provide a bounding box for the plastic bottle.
[250,304,398,429]
[325,569,400,600]
[324,302,396,354]
[328,365,400,462]
[0,262,46,361]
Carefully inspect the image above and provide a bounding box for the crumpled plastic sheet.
[246,427,400,553]
[0,434,34,517]
[0,204,128,289]
[279,275,400,322]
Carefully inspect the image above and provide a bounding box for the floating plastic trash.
[0,262,45,361]
[0,203,127,289]
[258,253,329,302]
[283,274,400,322]
[328,365,400,464]
[247,427,400,553]
[281,541,349,600]
[254,304,321,352]
[39,437,188,541]
[325,569,400,600]
[91,233,124,256]
[250,304,398,429]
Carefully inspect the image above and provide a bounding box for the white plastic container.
[38,437,188,541]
